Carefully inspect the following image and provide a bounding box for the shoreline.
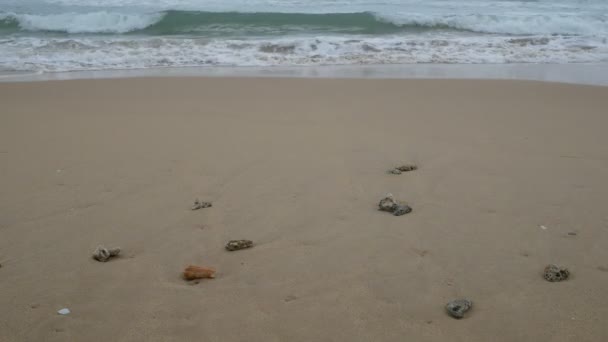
[1,63,608,86]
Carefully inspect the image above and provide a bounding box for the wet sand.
[1,78,608,341]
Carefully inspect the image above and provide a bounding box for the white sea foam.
[1,34,606,73]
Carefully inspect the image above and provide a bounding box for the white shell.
[57,308,70,315]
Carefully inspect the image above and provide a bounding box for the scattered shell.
[57,308,70,315]
[446,299,472,319]
[225,240,254,251]
[378,194,398,212]
[183,265,216,280]
[92,246,121,262]
[543,264,570,282]
[396,165,418,172]
[393,204,413,216]
[192,199,212,210]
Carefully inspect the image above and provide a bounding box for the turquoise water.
[1,0,607,72]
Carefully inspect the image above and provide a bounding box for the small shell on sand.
[192,199,212,210]
[92,246,121,262]
[225,240,254,251]
[183,265,216,280]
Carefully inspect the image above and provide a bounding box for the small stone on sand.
[388,169,402,175]
[92,246,121,262]
[225,240,254,251]
[567,232,577,236]
[543,264,570,282]
[446,299,472,319]
[192,199,212,210]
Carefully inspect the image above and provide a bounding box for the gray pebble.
[446,299,472,319]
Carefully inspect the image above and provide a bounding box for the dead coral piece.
[543,264,570,282]
[92,246,121,262]
[446,299,472,319]
[378,194,412,216]
[225,240,254,251]
[183,265,216,280]
[378,194,398,212]
[191,199,212,210]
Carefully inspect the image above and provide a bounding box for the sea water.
[1,0,607,73]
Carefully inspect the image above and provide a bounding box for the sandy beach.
[1,77,608,341]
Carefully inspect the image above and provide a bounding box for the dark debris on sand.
[192,199,212,210]
[225,240,254,251]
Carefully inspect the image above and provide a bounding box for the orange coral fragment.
[183,265,216,280]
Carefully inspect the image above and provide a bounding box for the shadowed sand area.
[1,78,608,341]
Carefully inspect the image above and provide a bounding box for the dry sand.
[1,78,608,341]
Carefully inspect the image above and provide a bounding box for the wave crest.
[0,10,606,35]
[1,11,164,34]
